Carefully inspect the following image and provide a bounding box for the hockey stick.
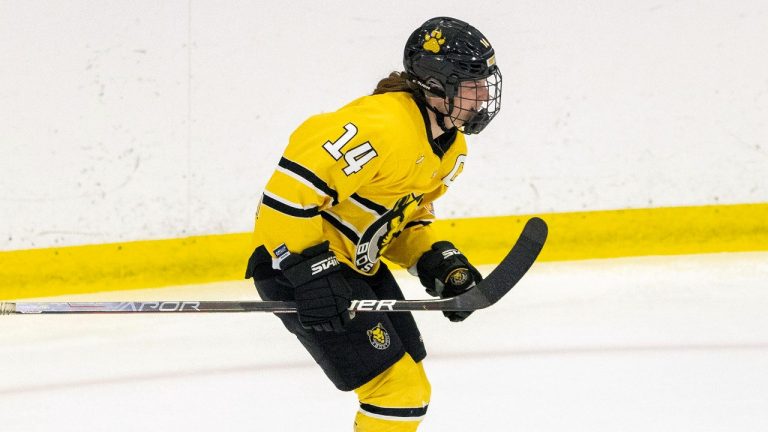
[0,217,547,315]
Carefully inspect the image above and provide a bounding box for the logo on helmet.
[422,29,445,53]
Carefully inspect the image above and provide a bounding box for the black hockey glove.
[416,241,483,322]
[280,241,352,332]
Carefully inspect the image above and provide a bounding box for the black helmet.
[404,17,502,134]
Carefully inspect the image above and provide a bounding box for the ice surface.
[1,252,767,431]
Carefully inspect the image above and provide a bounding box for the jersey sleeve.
[253,113,386,257]
[381,204,439,270]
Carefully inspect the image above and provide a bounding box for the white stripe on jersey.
[322,209,362,238]
[358,408,426,422]
[275,165,333,200]
[348,195,384,216]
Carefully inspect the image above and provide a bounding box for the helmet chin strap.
[424,100,455,134]
[407,75,458,134]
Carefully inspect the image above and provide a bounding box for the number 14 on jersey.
[322,123,378,176]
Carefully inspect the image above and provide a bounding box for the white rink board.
[1,252,767,431]
[1,1,767,250]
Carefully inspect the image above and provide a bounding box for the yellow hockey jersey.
[252,91,469,275]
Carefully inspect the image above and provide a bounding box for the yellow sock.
[353,354,431,432]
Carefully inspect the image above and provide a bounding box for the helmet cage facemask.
[422,65,502,135]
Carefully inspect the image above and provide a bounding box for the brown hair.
[372,71,417,95]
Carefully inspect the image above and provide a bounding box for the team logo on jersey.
[367,323,391,350]
[354,193,423,272]
[423,29,446,53]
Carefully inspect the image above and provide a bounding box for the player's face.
[449,78,491,126]
[425,68,502,134]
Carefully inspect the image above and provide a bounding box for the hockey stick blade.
[0,218,547,315]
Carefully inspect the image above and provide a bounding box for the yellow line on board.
[0,233,254,300]
[444,203,768,265]
[1,203,766,300]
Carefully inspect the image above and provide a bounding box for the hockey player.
[245,17,502,431]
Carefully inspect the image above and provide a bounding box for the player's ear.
[425,95,449,114]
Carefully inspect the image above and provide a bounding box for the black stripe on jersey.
[351,193,388,215]
[278,157,339,205]
[404,220,432,230]
[359,403,428,419]
[261,194,319,218]
[321,212,360,244]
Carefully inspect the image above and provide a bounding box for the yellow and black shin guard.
[353,353,431,432]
